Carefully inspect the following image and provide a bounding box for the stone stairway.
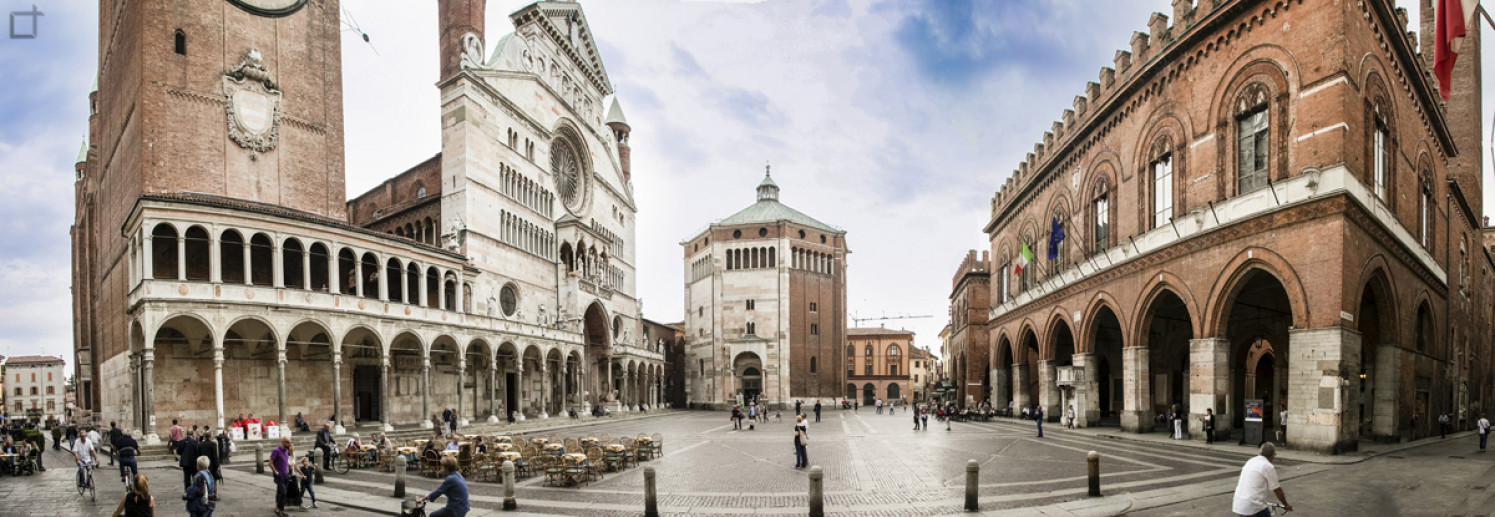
[127,409,676,463]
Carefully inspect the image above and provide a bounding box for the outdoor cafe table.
[441,450,460,457]
[578,437,598,447]
[412,440,429,447]
[636,437,652,445]
[496,451,521,462]
[544,443,565,454]
[493,443,514,452]
[603,444,626,453]
[562,452,588,465]
[530,438,548,446]
[493,436,513,443]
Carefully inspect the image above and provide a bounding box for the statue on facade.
[486,289,498,318]
[460,33,487,70]
[538,304,548,325]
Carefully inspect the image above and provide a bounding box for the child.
[775,410,782,422]
[297,456,318,509]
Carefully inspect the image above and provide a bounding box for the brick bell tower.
[438,0,486,81]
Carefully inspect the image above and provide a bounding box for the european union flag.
[1047,217,1065,261]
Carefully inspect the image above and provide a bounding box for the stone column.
[1038,360,1060,421]
[537,360,549,419]
[1121,346,1152,433]
[328,249,340,295]
[302,250,312,290]
[421,357,432,429]
[332,352,344,434]
[1372,343,1402,441]
[142,349,159,444]
[142,231,154,280]
[514,362,525,421]
[455,280,464,314]
[559,362,568,415]
[277,348,288,431]
[176,236,186,280]
[417,265,427,307]
[214,348,226,430]
[129,353,142,433]
[1073,353,1100,427]
[607,360,616,408]
[380,359,393,431]
[354,256,364,297]
[1287,327,1360,454]
[241,240,251,285]
[457,359,467,426]
[488,362,499,422]
[209,232,222,283]
[1188,338,1229,440]
[1011,364,1030,412]
[992,367,1011,411]
[378,255,389,302]
[272,240,284,288]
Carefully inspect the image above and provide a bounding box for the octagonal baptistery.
[682,172,849,409]
[980,0,1492,454]
[72,0,662,443]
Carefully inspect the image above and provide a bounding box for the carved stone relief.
[223,49,282,152]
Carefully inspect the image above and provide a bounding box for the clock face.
[227,0,307,17]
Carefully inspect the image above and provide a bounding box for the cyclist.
[74,429,98,490]
[115,431,141,485]
[1232,443,1292,516]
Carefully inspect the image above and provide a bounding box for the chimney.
[438,0,486,81]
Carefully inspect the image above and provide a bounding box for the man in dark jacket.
[178,432,201,490]
[314,423,334,470]
[106,422,122,466]
[114,432,140,484]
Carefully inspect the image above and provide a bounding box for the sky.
[0,0,1485,371]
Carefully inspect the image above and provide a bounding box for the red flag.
[1435,0,1480,100]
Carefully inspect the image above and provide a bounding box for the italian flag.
[1435,0,1481,100]
[1014,242,1034,276]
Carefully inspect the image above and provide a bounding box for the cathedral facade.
[71,0,662,441]
[682,174,848,409]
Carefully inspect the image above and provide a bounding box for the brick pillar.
[1038,360,1060,421]
[1121,346,1152,433]
[1287,327,1360,454]
[1188,338,1229,440]
[1012,364,1030,410]
[1074,353,1100,427]
[1372,343,1402,441]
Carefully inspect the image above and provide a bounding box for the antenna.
[341,7,379,55]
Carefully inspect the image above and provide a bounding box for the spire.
[757,163,779,202]
[75,135,88,164]
[605,97,628,127]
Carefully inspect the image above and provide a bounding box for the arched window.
[864,345,873,356]
[746,322,756,336]
[1092,176,1111,251]
[1150,142,1173,229]
[150,223,179,280]
[1236,83,1272,194]
[174,30,186,55]
[1415,303,1433,353]
[1418,171,1433,248]
[283,238,305,289]
[809,356,817,373]
[1372,117,1389,201]
[219,229,245,284]
[888,344,900,357]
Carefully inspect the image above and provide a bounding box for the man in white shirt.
[1478,414,1490,452]
[74,431,97,488]
[1232,443,1291,516]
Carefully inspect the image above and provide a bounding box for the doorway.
[353,365,381,422]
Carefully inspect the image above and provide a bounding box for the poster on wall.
[1244,399,1264,421]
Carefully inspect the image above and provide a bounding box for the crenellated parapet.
[951,250,991,291]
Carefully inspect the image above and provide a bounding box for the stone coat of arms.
[223,49,282,152]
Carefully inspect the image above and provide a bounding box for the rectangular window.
[46,386,53,395]
[1237,107,1270,194]
[1152,155,1173,228]
[46,372,52,382]
[745,299,755,311]
[1373,124,1388,200]
[30,387,37,396]
[890,364,899,376]
[46,401,54,411]
[1420,188,1430,247]
[865,364,872,375]
[809,302,817,313]
[30,373,35,382]
[810,324,818,335]
[746,322,756,336]
[699,359,704,378]
[1094,196,1110,251]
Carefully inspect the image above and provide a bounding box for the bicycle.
[76,463,96,502]
[399,499,426,517]
[1265,502,1293,515]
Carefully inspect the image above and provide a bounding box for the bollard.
[313,448,325,484]
[394,454,407,498]
[644,466,659,517]
[502,460,517,510]
[808,465,824,517]
[964,459,979,511]
[1086,451,1100,497]
[255,444,265,474]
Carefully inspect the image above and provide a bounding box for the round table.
[493,443,514,452]
[496,451,522,462]
[578,437,599,447]
[440,450,460,457]
[530,438,548,446]
[603,444,626,452]
[544,443,565,453]
[412,440,429,447]
[636,437,652,444]
[397,447,417,454]
[493,436,513,443]
[562,452,588,465]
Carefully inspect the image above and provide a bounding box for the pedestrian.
[876,398,883,414]
[107,422,122,466]
[793,416,809,469]
[1231,443,1291,516]
[1171,404,1184,440]
[168,420,183,457]
[1478,414,1490,452]
[748,404,757,424]
[922,407,929,430]
[294,413,309,433]
[854,401,859,413]
[731,406,742,430]
[1066,405,1076,430]
[795,400,803,415]
[418,456,471,517]
[51,423,62,451]
[111,473,155,517]
[1277,405,1288,444]
[271,436,294,517]
[797,411,810,437]
[217,428,232,465]
[202,432,221,489]
[189,456,215,515]
[913,407,921,431]
[813,400,822,423]
[1203,408,1216,444]
[1440,413,1450,439]
[178,431,201,491]
[314,423,334,470]
[442,406,454,436]
[74,428,98,489]
[297,456,318,509]
[1035,406,1045,437]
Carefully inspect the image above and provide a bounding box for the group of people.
[273,428,469,517]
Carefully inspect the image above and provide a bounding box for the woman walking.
[111,473,155,517]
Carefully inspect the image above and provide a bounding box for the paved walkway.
[0,411,1485,516]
